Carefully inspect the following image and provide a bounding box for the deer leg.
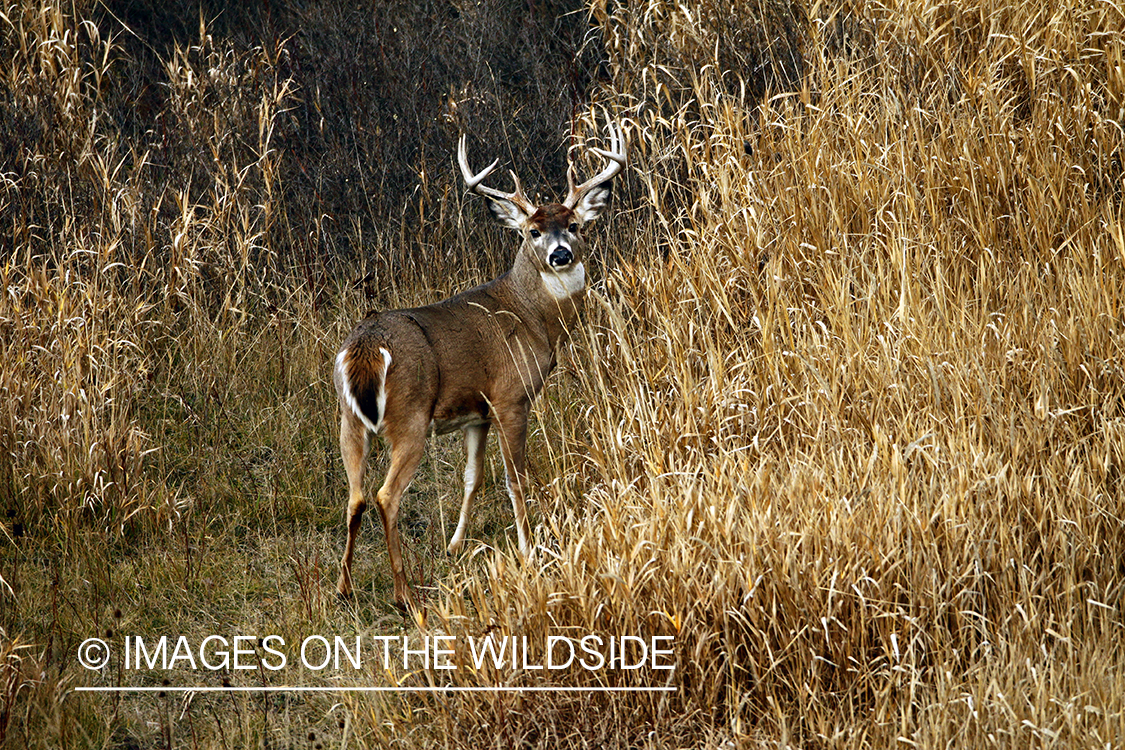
[448,422,489,555]
[338,408,370,598]
[374,426,426,610]
[494,406,532,558]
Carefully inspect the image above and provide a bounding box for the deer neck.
[505,250,584,342]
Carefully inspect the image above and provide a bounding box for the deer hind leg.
[494,406,532,558]
[337,408,370,598]
[448,422,489,555]
[374,421,427,610]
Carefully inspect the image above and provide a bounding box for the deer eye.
[529,229,541,238]
[568,223,579,234]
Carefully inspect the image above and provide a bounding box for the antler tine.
[506,170,535,214]
[564,123,626,209]
[457,134,536,213]
[457,134,499,192]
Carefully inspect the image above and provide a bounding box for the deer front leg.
[494,405,532,558]
[448,422,489,555]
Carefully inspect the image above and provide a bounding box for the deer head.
[457,124,625,297]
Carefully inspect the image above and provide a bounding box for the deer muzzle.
[548,246,574,267]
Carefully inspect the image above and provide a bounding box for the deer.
[333,124,625,610]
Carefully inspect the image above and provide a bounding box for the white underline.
[74,686,675,693]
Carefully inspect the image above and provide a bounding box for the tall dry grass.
[415,0,1125,745]
[2,0,1124,747]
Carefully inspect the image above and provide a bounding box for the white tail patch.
[376,347,392,433]
[540,262,586,300]
[336,347,392,434]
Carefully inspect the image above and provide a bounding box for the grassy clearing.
[2,0,1125,747]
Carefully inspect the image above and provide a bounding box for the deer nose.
[548,247,573,267]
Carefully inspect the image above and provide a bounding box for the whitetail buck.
[334,125,625,609]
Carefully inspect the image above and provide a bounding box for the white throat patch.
[540,262,586,301]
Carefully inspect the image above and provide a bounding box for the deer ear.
[485,197,529,230]
[572,183,611,224]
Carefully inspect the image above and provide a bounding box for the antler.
[563,123,626,209]
[457,135,537,214]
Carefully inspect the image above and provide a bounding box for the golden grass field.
[2,0,1124,746]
